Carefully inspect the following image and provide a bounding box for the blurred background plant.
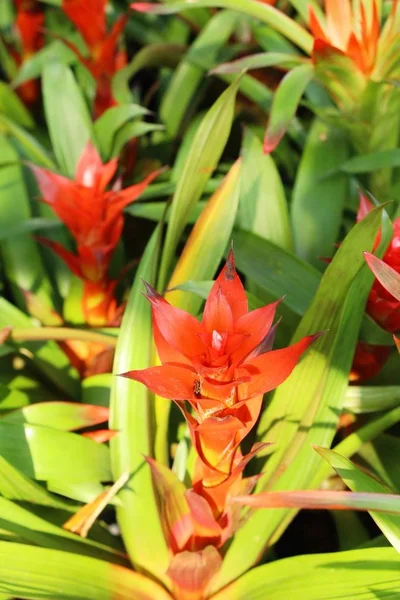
[0,0,400,598]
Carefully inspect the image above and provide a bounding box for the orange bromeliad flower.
[126,251,317,481]
[11,0,44,105]
[31,142,162,325]
[123,251,318,598]
[309,0,380,75]
[61,0,127,116]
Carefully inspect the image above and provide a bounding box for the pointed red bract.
[61,0,127,116]
[351,195,400,380]
[31,142,163,325]
[9,0,44,105]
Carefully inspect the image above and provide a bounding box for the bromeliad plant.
[2,1,400,599]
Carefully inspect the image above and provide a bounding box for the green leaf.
[2,402,109,431]
[12,40,77,87]
[0,116,56,168]
[0,421,110,484]
[238,128,292,250]
[0,136,55,311]
[42,62,93,177]
[0,500,128,565]
[160,10,240,138]
[212,51,305,75]
[166,159,242,314]
[158,76,240,288]
[132,0,313,53]
[264,63,314,153]
[316,447,400,551]
[94,104,150,159]
[213,206,384,592]
[109,229,170,585]
[212,547,400,600]
[0,298,80,399]
[0,542,173,600]
[343,385,400,413]
[0,455,73,510]
[340,149,400,174]
[291,118,350,267]
[0,82,34,129]
[0,217,62,243]
[112,43,185,105]
[233,229,393,345]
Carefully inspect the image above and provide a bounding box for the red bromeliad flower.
[123,251,318,597]
[61,0,127,116]
[31,141,162,325]
[309,0,380,76]
[125,250,317,481]
[11,0,44,105]
[351,195,400,381]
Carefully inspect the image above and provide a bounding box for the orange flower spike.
[31,142,163,324]
[61,0,127,116]
[309,0,380,75]
[12,0,44,105]
[31,142,162,282]
[125,250,319,472]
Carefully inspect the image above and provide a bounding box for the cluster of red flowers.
[31,142,161,326]
[352,196,400,381]
[125,251,317,598]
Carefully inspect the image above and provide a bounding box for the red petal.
[81,429,117,443]
[185,490,222,541]
[121,364,197,400]
[36,237,83,278]
[202,286,233,335]
[75,141,104,188]
[97,14,128,74]
[238,333,321,399]
[107,167,165,216]
[144,284,206,360]
[357,192,374,222]
[229,300,280,364]
[205,249,248,322]
[308,6,328,42]
[62,0,107,50]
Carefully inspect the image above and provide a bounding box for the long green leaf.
[0,421,110,484]
[42,62,93,176]
[0,542,173,600]
[0,136,55,310]
[132,0,313,53]
[238,128,292,250]
[291,118,350,267]
[160,10,239,138]
[109,230,169,584]
[233,229,393,345]
[212,547,400,600]
[158,77,240,288]
[0,498,127,564]
[343,385,400,413]
[316,447,400,551]
[264,64,314,153]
